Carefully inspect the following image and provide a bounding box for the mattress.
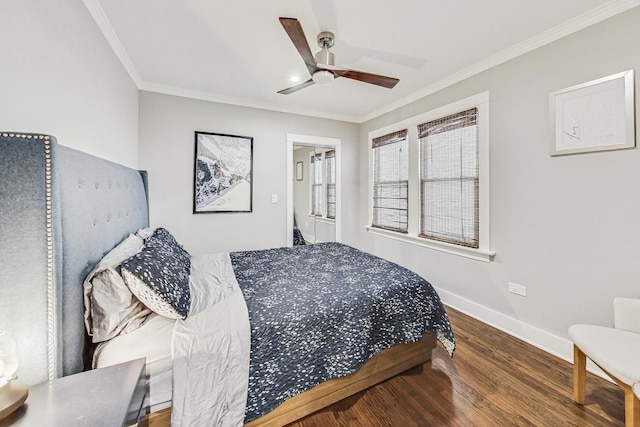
[93,313,175,413]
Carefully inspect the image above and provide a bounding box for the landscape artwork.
[194,131,253,213]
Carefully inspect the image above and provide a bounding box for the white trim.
[82,0,142,86]
[367,227,494,263]
[367,92,492,261]
[84,0,640,123]
[301,232,314,243]
[437,287,611,382]
[368,91,489,139]
[315,217,335,225]
[287,134,342,247]
[308,151,315,216]
[358,0,640,123]
[139,82,358,123]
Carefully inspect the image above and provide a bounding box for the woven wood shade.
[419,108,479,248]
[372,129,408,233]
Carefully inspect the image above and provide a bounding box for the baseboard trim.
[435,287,610,382]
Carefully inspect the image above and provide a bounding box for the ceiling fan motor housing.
[314,43,335,84]
[314,47,334,66]
[316,31,335,49]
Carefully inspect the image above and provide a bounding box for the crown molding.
[82,0,142,86]
[356,0,640,123]
[84,0,640,124]
[138,81,358,123]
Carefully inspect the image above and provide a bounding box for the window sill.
[309,214,335,224]
[366,226,495,262]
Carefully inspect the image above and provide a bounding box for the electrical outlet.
[271,194,278,204]
[508,282,527,297]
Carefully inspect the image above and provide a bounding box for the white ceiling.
[87,0,636,123]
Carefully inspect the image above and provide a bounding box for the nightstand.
[0,358,145,427]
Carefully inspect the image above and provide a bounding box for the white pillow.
[83,234,152,342]
[136,227,156,240]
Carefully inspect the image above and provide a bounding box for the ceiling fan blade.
[341,70,399,89]
[317,63,399,89]
[277,78,315,95]
[279,17,317,76]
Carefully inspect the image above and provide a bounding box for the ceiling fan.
[277,17,400,95]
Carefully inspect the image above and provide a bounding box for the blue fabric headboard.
[0,133,149,385]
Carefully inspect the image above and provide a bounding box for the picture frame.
[549,69,635,156]
[296,161,303,181]
[193,131,253,213]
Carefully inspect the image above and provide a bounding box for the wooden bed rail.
[140,332,436,427]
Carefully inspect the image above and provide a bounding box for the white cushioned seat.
[569,297,640,427]
[569,324,640,386]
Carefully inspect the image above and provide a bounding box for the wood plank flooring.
[289,306,624,427]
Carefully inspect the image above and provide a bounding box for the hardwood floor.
[289,307,624,427]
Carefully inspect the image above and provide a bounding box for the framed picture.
[296,161,303,181]
[549,69,635,156]
[193,131,253,213]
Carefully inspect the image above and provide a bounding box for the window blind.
[372,129,408,233]
[325,150,336,219]
[311,153,323,216]
[418,108,479,248]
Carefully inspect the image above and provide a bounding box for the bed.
[0,133,455,426]
[292,226,306,245]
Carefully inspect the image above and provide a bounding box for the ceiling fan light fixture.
[312,69,334,85]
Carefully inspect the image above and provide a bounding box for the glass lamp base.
[0,381,28,421]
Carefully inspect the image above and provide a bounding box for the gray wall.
[358,7,640,357]
[0,0,139,168]
[138,91,359,254]
[5,0,638,366]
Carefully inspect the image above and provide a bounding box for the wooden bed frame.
[0,133,440,426]
[141,332,436,427]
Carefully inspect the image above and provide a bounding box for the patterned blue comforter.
[230,242,455,422]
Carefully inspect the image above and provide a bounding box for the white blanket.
[171,253,251,427]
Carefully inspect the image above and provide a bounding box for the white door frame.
[287,133,342,246]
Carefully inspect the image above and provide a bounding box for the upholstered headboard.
[0,133,149,385]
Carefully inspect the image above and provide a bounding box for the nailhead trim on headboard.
[2,133,58,380]
[43,136,56,381]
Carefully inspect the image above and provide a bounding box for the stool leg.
[573,344,586,404]
[624,385,640,427]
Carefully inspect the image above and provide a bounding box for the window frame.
[309,152,323,216]
[367,92,494,262]
[325,150,336,220]
[308,149,337,221]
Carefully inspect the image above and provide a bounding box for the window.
[310,150,336,219]
[419,108,479,248]
[367,92,492,262]
[325,150,336,219]
[310,153,323,216]
[371,130,408,233]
